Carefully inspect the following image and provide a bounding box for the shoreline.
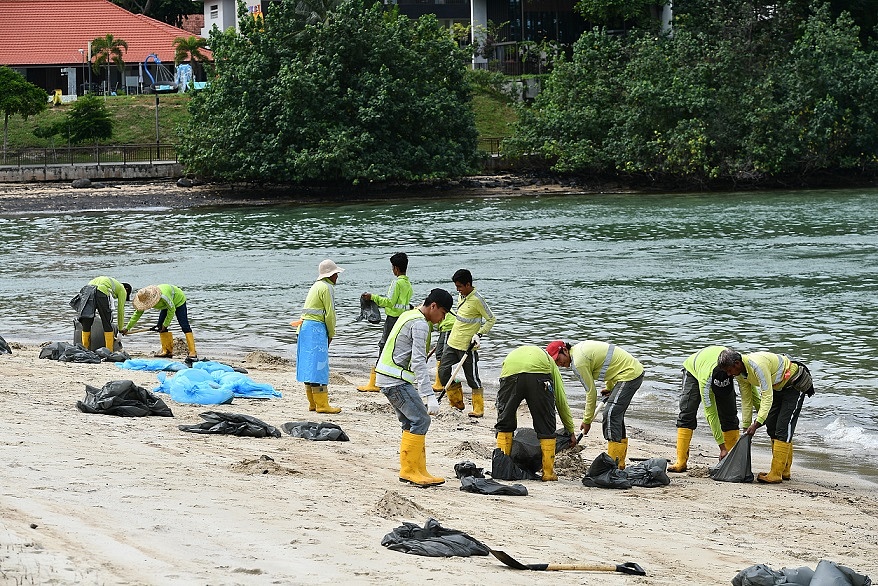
[0,176,617,215]
[1,344,876,584]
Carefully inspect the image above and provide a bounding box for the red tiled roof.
[0,0,210,67]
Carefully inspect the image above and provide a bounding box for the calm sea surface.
[2,189,876,482]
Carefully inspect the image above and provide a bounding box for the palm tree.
[90,34,129,95]
[173,36,209,80]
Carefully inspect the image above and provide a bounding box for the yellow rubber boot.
[723,429,740,451]
[446,381,465,411]
[620,437,629,469]
[607,441,626,469]
[156,331,174,358]
[432,361,444,391]
[312,385,341,414]
[103,331,115,351]
[185,332,197,359]
[416,433,445,486]
[757,440,791,484]
[783,442,793,480]
[399,431,443,487]
[357,367,381,392]
[468,388,484,418]
[305,384,316,411]
[496,431,513,455]
[81,330,91,349]
[668,428,693,472]
[540,438,558,481]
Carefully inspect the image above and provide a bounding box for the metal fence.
[0,144,178,168]
[478,137,503,155]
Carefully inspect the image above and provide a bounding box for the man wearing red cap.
[546,340,643,469]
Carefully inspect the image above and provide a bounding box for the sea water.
[1,189,876,482]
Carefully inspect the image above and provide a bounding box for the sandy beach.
[1,338,876,585]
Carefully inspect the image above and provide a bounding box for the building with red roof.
[0,0,209,97]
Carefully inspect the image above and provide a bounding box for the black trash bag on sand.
[454,461,485,479]
[583,453,671,489]
[179,412,281,438]
[582,452,632,489]
[381,518,490,557]
[0,335,11,354]
[506,428,575,474]
[356,296,382,324]
[625,457,671,487]
[733,560,871,586]
[710,433,754,483]
[460,476,528,496]
[95,347,131,363]
[281,421,349,441]
[77,380,173,417]
[40,341,101,364]
[491,448,539,481]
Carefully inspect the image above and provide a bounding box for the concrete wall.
[0,163,184,183]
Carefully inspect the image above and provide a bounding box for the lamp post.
[77,49,85,95]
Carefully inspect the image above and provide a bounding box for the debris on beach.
[555,450,589,480]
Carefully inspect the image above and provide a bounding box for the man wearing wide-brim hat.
[296,259,344,413]
[122,284,198,360]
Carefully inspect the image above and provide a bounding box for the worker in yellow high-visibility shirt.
[719,349,814,484]
[438,269,496,418]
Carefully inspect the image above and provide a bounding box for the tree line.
[507,0,878,184]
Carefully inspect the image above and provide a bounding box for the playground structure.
[143,53,177,93]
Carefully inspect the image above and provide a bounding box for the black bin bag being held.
[710,432,754,483]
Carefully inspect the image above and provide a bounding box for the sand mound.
[444,441,493,460]
[555,449,589,480]
[330,372,350,385]
[230,455,299,476]
[369,490,432,520]
[355,401,394,414]
[245,351,292,367]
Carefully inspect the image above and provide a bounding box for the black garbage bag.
[381,518,490,557]
[491,448,540,481]
[509,428,574,474]
[179,411,281,437]
[460,476,528,496]
[510,428,542,473]
[710,433,754,483]
[454,461,485,479]
[281,421,349,441]
[39,341,101,364]
[625,457,671,487]
[732,560,871,586]
[582,452,632,489]
[356,296,382,324]
[0,335,11,354]
[76,380,173,417]
[95,347,131,363]
[70,285,97,321]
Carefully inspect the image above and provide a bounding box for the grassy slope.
[2,94,192,148]
[3,92,517,149]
